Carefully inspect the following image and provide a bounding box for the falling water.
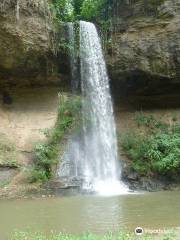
[58,21,128,195]
[67,23,79,92]
[16,0,20,24]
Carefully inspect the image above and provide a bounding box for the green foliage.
[0,135,18,168]
[50,0,166,23]
[134,112,167,130]
[121,113,180,176]
[150,133,180,174]
[81,0,106,21]
[73,0,84,18]
[50,0,112,53]
[30,94,81,183]
[50,0,110,23]
[11,231,176,240]
[29,169,48,183]
[58,37,74,54]
[50,0,75,22]
[121,132,152,174]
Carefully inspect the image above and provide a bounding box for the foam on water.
[58,21,129,196]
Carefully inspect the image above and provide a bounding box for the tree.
[51,0,74,22]
[73,0,84,18]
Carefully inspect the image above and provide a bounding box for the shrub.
[50,0,75,22]
[29,169,48,183]
[150,133,180,174]
[30,94,81,183]
[121,132,152,174]
[0,135,18,168]
[134,112,167,130]
[81,0,107,21]
[50,0,110,23]
[121,113,180,177]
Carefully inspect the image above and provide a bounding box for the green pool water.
[0,191,180,239]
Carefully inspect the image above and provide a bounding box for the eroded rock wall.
[0,0,68,87]
[0,2,68,186]
[107,0,180,96]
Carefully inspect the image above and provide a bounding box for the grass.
[120,113,180,177]
[29,93,81,183]
[0,134,18,168]
[11,231,177,240]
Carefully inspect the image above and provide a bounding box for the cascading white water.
[58,21,128,195]
[67,23,79,92]
[79,21,127,194]
[16,0,20,24]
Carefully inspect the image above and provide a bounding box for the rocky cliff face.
[0,1,67,190]
[0,0,67,87]
[107,0,180,96]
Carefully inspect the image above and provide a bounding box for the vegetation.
[50,0,112,53]
[121,113,180,177]
[0,135,18,168]
[49,0,168,54]
[81,0,109,22]
[29,94,81,183]
[50,0,167,23]
[11,231,176,240]
[50,0,75,22]
[50,0,111,23]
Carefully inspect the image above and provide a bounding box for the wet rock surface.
[121,162,180,192]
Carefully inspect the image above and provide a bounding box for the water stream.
[16,0,20,24]
[67,23,79,92]
[58,21,127,195]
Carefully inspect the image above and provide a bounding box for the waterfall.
[16,0,20,24]
[58,21,128,195]
[67,23,79,92]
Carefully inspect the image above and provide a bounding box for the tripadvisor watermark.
[135,227,172,235]
[135,227,143,236]
[144,228,172,234]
